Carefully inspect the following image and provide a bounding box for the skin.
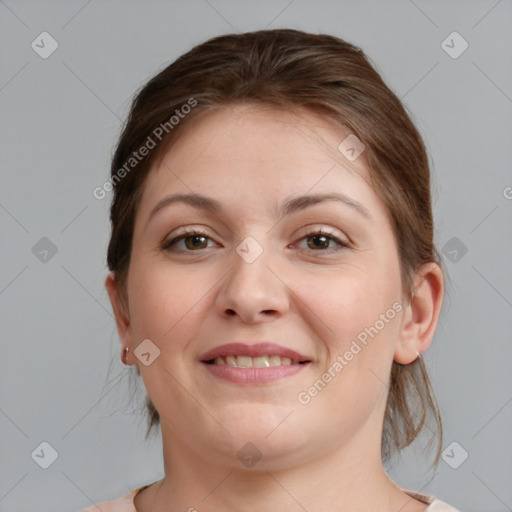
[106,104,444,512]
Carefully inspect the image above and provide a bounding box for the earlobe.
[105,271,133,346]
[394,263,444,365]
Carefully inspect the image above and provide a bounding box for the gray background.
[1,1,511,511]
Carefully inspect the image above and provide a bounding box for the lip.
[199,342,311,363]
[199,342,312,384]
[203,364,307,384]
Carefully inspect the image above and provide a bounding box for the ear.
[105,271,135,358]
[394,262,444,364]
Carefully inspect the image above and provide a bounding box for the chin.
[211,407,314,469]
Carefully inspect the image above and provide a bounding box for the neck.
[134,422,427,512]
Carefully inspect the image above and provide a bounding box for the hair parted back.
[107,28,444,467]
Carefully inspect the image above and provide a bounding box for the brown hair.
[106,28,443,467]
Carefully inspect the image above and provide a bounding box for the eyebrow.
[146,191,371,227]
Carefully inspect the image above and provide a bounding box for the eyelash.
[161,227,350,254]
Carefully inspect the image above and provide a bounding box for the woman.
[87,29,460,511]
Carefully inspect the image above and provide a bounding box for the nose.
[214,240,290,324]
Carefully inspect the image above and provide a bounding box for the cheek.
[295,270,400,427]
[126,260,214,411]
[295,259,402,411]
[127,261,182,338]
[127,257,222,353]
[298,266,400,348]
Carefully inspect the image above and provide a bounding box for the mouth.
[202,355,309,367]
[199,342,312,384]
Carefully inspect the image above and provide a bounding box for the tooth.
[236,356,253,368]
[226,355,237,367]
[269,355,282,366]
[253,356,271,368]
[213,355,298,367]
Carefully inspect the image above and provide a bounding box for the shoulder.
[80,484,150,512]
[402,488,461,512]
[425,498,462,511]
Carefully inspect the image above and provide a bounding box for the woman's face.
[115,105,414,469]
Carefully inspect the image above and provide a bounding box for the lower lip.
[202,362,308,383]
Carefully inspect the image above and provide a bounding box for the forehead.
[137,104,390,226]
[160,104,368,173]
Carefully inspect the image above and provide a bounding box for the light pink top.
[80,483,461,511]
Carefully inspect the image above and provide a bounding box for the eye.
[294,230,349,253]
[161,228,349,254]
[162,228,217,252]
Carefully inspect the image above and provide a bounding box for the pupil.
[186,235,207,249]
[309,235,328,249]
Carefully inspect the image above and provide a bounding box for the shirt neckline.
[130,483,436,509]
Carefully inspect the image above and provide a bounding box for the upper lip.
[199,342,311,363]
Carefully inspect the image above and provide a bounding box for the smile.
[199,342,312,383]
[204,355,306,367]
